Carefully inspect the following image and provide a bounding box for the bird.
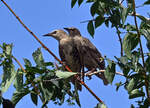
[64,27,109,85]
[43,29,82,90]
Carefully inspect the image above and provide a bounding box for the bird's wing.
[82,37,105,69]
[59,44,66,62]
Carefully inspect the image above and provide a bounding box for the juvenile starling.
[43,29,82,90]
[64,27,109,85]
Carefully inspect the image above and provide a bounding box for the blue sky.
[0,0,149,108]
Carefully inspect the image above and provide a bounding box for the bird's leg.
[80,53,85,82]
[81,65,85,82]
[85,68,96,79]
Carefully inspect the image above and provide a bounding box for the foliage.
[0,44,80,107]
[71,0,150,107]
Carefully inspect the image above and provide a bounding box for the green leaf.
[145,55,150,73]
[126,78,135,93]
[13,69,24,91]
[141,29,150,51]
[2,43,13,56]
[32,48,45,69]
[23,58,32,67]
[105,19,109,27]
[115,82,122,91]
[94,103,107,108]
[90,2,98,16]
[1,63,17,93]
[31,90,38,106]
[126,24,136,31]
[129,89,145,99]
[39,82,54,101]
[144,0,150,5]
[11,89,30,105]
[136,14,150,24]
[105,59,116,84]
[130,104,135,108]
[55,70,77,79]
[121,7,128,25]
[74,87,81,107]
[123,33,139,59]
[86,0,97,3]
[95,16,105,28]
[87,21,95,37]
[71,0,77,8]
[78,0,83,6]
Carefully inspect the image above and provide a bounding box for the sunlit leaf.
[141,29,150,51]
[126,78,135,93]
[32,48,45,69]
[13,69,24,91]
[129,89,145,99]
[123,33,139,59]
[55,70,77,79]
[94,103,107,108]
[1,63,16,93]
[121,7,129,25]
[2,43,13,56]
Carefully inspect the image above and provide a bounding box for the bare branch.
[85,70,124,77]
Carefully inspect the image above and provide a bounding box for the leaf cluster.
[0,43,81,107]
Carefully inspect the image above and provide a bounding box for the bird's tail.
[96,73,109,85]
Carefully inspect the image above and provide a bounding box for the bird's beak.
[43,33,53,36]
[63,27,69,31]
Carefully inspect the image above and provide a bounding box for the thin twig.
[12,56,47,107]
[80,19,95,23]
[1,0,104,104]
[85,70,124,77]
[132,0,150,103]
[116,27,123,56]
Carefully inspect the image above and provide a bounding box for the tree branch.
[1,0,104,104]
[85,70,124,77]
[132,0,150,103]
[116,27,123,56]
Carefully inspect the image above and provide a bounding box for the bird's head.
[64,27,81,37]
[43,29,68,41]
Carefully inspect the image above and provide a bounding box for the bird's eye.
[53,31,57,34]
